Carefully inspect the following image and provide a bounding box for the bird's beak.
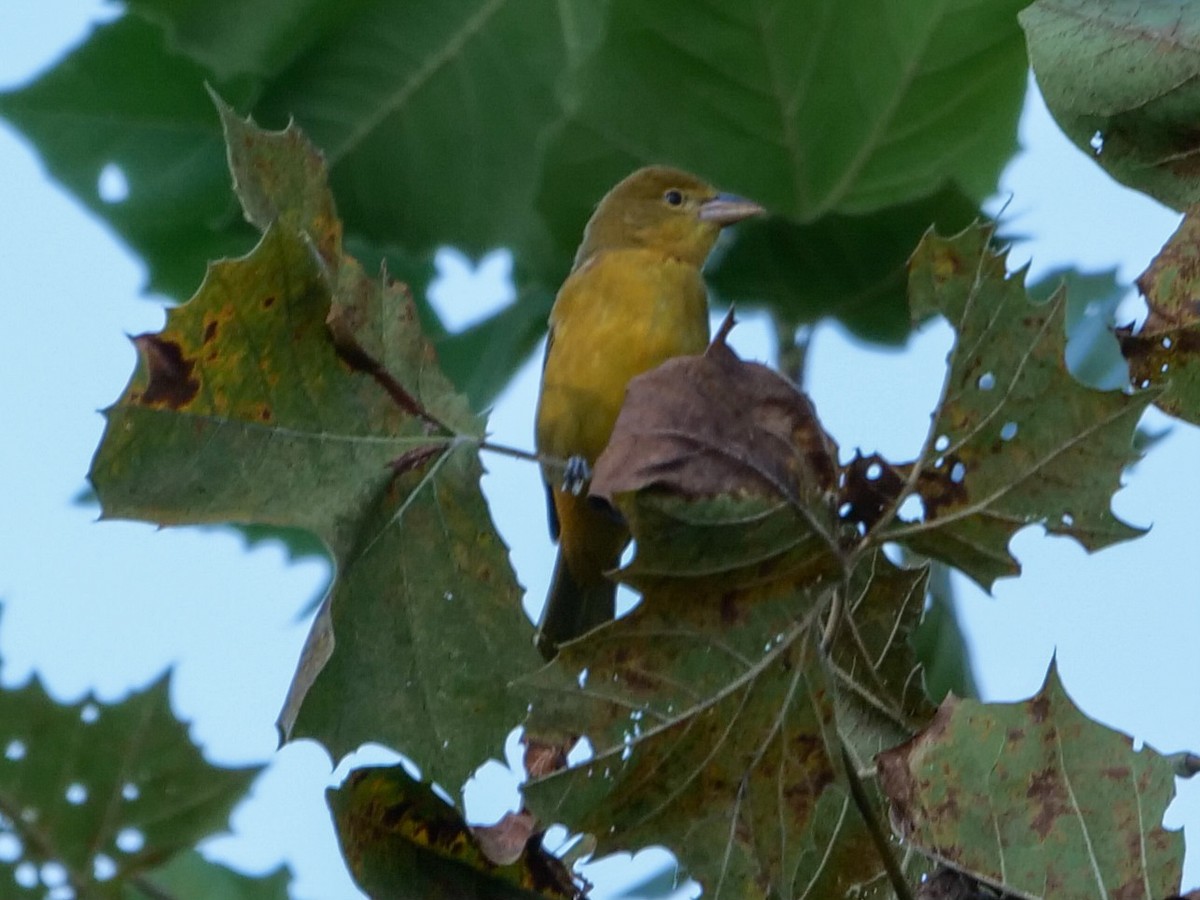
[698,192,765,226]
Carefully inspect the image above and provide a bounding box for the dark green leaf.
[708,188,981,345]
[0,16,254,298]
[2,0,1028,353]
[329,766,576,899]
[523,581,888,899]
[0,672,259,899]
[126,851,292,900]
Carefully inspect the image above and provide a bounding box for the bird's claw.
[562,455,591,495]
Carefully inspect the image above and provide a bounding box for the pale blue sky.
[1,4,1196,898]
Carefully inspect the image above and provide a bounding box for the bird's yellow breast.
[535,247,711,469]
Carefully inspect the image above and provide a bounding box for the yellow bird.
[534,166,764,656]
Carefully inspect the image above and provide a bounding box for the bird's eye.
[664,189,684,207]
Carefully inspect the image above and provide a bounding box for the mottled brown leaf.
[878,662,1185,900]
[330,766,578,899]
[590,314,839,510]
[1118,206,1200,424]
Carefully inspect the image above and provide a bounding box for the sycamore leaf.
[0,672,261,899]
[1036,267,1130,393]
[708,187,981,345]
[909,561,979,704]
[589,324,843,599]
[1117,207,1200,424]
[522,579,903,900]
[877,662,1186,900]
[0,0,1026,362]
[328,766,577,900]
[859,223,1151,589]
[830,554,934,772]
[89,99,540,791]
[125,850,292,900]
[1021,0,1200,211]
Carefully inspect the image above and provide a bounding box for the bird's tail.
[535,550,617,659]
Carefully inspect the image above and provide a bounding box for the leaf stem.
[477,439,568,472]
[841,741,916,900]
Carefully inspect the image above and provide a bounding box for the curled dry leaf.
[589,313,839,511]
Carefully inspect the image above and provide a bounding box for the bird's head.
[574,166,764,269]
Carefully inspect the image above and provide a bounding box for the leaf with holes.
[523,577,902,899]
[329,766,577,899]
[1117,206,1200,425]
[89,98,541,790]
[863,223,1152,589]
[877,662,1186,899]
[1021,0,1200,211]
[0,672,263,900]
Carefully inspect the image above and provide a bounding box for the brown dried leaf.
[590,315,839,510]
[473,811,538,867]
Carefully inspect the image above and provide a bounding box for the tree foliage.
[2,1,1198,898]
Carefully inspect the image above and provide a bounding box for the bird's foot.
[562,455,591,495]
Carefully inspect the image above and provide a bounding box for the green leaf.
[1033,267,1130,392]
[126,851,292,900]
[877,662,1186,899]
[127,0,378,81]
[1117,207,1200,424]
[329,766,575,899]
[830,554,934,770]
[1,0,1027,352]
[0,672,260,899]
[708,188,981,345]
[909,561,978,703]
[1021,0,1200,211]
[89,100,541,790]
[0,15,254,299]
[523,581,891,899]
[873,223,1152,589]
